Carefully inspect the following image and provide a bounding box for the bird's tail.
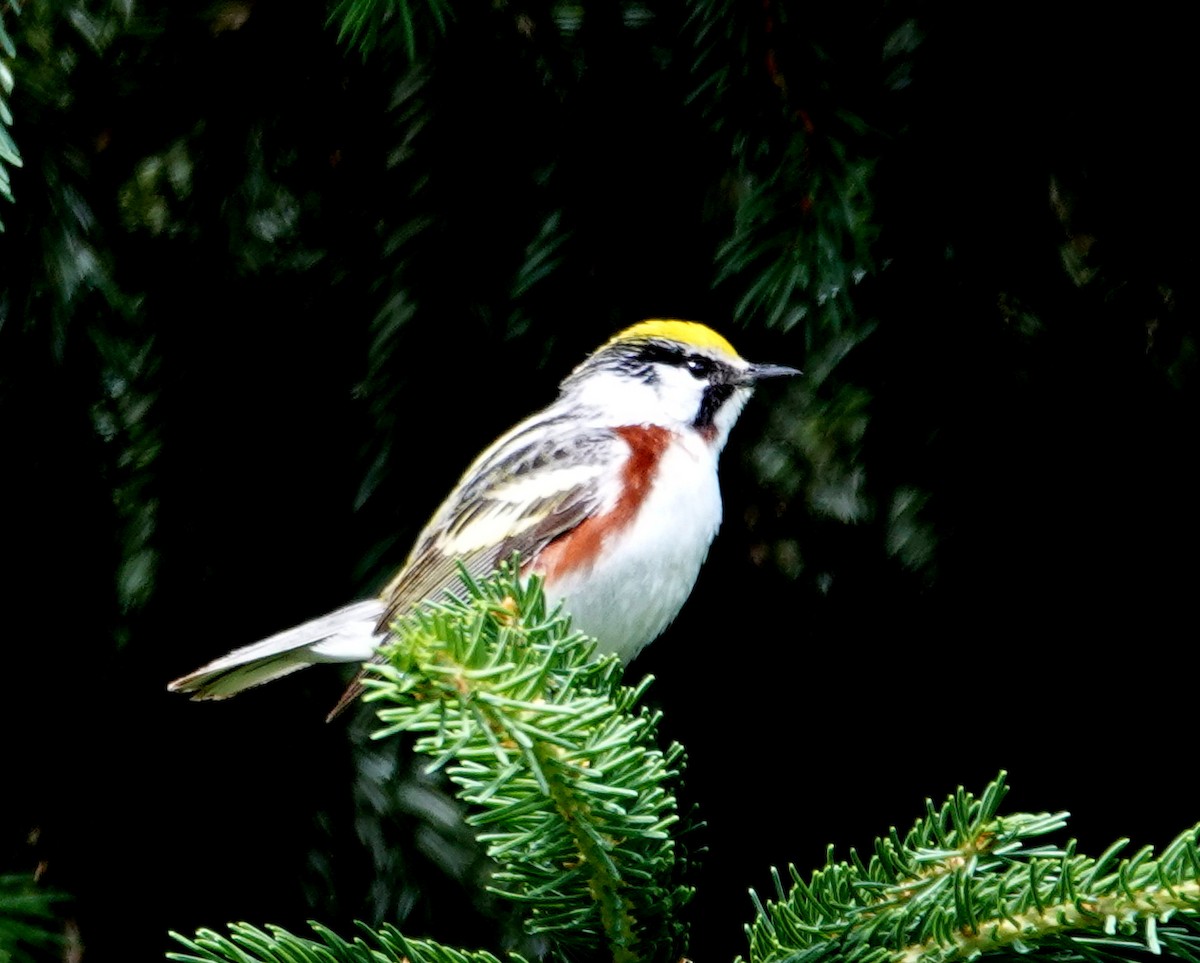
[168,599,386,701]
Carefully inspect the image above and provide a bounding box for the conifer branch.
[744,772,1200,963]
[361,561,690,962]
[169,921,528,963]
[170,562,690,963]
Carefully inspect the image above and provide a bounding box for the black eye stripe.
[604,340,733,386]
[628,342,718,376]
[630,342,686,366]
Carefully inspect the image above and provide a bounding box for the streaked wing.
[377,422,620,629]
[326,422,619,720]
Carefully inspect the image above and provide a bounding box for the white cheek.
[653,366,708,425]
[571,368,703,430]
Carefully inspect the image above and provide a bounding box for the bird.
[168,319,798,717]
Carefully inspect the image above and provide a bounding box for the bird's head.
[560,319,799,449]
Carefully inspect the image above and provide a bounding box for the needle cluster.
[745,773,1200,963]
[361,561,692,962]
[171,562,691,963]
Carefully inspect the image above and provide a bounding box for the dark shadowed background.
[2,2,1196,961]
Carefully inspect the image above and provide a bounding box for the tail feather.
[168,600,386,701]
[325,661,379,722]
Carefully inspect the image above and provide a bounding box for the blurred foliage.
[328,0,451,62]
[0,872,65,963]
[0,2,21,231]
[689,0,879,342]
[1,1,1196,961]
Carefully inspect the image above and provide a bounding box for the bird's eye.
[685,356,714,379]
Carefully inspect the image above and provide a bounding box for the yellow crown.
[608,319,742,360]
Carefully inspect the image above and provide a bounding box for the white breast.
[540,432,723,661]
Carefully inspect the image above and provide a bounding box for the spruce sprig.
[745,772,1200,963]
[360,561,691,963]
[169,921,528,963]
[168,562,690,963]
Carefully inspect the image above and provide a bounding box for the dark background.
[2,2,1196,961]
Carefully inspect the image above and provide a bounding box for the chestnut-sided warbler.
[169,320,797,715]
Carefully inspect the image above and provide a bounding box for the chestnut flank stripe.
[529,425,672,581]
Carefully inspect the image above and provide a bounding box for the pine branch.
[168,921,529,963]
[170,563,691,963]
[362,561,691,962]
[168,623,1200,963]
[744,772,1200,963]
